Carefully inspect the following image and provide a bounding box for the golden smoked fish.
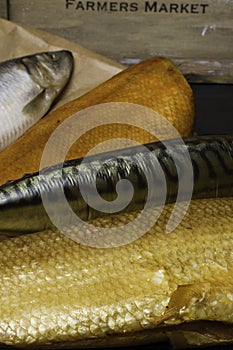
[0,57,194,185]
[0,56,232,349]
[0,50,73,152]
[0,198,233,348]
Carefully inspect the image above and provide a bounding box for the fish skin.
[0,55,232,349]
[0,56,194,185]
[0,197,232,348]
[0,50,74,152]
[0,135,233,235]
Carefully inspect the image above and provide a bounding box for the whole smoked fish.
[0,136,233,235]
[0,198,232,348]
[0,50,74,151]
[0,56,194,185]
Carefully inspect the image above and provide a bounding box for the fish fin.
[22,89,50,119]
[159,283,209,324]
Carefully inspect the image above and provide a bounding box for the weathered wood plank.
[174,59,233,83]
[2,0,233,65]
[0,0,9,19]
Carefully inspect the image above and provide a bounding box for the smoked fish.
[0,50,73,152]
[0,57,194,185]
[0,56,232,349]
[0,198,232,348]
[0,136,233,235]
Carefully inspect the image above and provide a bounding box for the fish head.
[22,50,74,101]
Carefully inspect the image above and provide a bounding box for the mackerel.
[0,136,233,235]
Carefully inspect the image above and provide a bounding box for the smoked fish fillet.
[0,197,233,348]
[0,57,194,185]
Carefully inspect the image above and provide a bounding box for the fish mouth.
[22,50,74,92]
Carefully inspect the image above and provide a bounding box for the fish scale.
[0,198,233,348]
[0,56,194,185]
[0,56,232,348]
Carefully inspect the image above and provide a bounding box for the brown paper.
[0,18,124,108]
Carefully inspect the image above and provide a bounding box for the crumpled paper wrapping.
[0,18,124,109]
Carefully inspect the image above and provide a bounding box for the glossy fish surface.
[0,50,74,151]
[0,56,194,185]
[0,197,232,348]
[0,136,233,235]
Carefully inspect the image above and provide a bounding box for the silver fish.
[0,50,74,151]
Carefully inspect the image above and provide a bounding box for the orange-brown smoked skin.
[0,57,194,185]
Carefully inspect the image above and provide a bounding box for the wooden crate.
[0,0,233,74]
